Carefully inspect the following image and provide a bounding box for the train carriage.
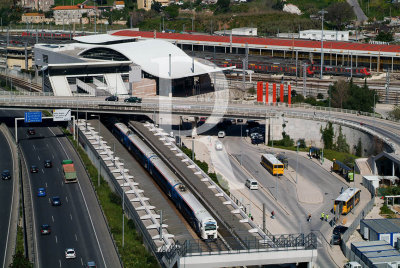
[113,123,218,240]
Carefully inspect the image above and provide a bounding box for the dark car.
[51,196,61,206]
[44,160,52,168]
[1,170,11,180]
[124,96,142,103]
[30,165,39,173]
[237,118,244,123]
[27,128,35,135]
[332,225,348,245]
[40,224,51,235]
[105,95,119,102]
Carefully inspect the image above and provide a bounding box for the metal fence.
[340,197,375,260]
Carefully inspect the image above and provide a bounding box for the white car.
[218,131,226,138]
[215,141,223,151]
[65,248,76,259]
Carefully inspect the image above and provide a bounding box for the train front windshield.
[205,223,217,231]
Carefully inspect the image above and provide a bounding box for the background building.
[19,0,54,11]
[113,1,125,10]
[53,4,98,25]
[299,30,349,41]
[21,13,45,24]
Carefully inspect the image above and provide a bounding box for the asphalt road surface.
[0,109,120,268]
[0,131,14,268]
[215,125,346,267]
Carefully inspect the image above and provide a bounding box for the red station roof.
[112,30,400,54]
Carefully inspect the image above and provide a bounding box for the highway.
[0,109,121,268]
[0,130,15,268]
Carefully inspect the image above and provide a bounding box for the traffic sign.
[53,109,71,122]
[24,112,42,123]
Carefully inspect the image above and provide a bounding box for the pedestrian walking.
[271,211,275,219]
[325,214,329,222]
[321,212,325,220]
[308,213,312,222]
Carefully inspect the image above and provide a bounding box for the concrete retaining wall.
[268,117,383,157]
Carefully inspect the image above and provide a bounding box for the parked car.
[40,224,51,235]
[51,196,61,206]
[44,160,52,168]
[246,120,260,129]
[124,96,142,103]
[1,169,11,180]
[27,128,35,135]
[105,95,119,101]
[65,248,76,259]
[218,131,226,138]
[332,225,348,245]
[37,187,46,197]
[30,165,39,173]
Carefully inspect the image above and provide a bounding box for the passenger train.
[215,58,371,78]
[113,122,218,240]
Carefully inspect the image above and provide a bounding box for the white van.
[245,179,258,190]
[218,131,226,138]
[215,141,223,151]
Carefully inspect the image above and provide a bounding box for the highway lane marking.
[48,127,107,268]
[65,196,68,203]
[45,182,48,188]
[52,215,54,223]
[70,213,72,221]
[37,155,40,160]
[52,154,55,159]
[80,258,83,266]
[75,234,78,241]
[55,235,58,244]
[59,259,61,268]
[33,144,36,151]
[41,169,44,174]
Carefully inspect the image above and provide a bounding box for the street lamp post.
[319,9,328,79]
[240,124,243,166]
[296,141,300,184]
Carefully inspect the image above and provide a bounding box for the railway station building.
[33,34,228,96]
[111,30,400,73]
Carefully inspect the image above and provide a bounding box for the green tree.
[214,0,230,14]
[355,138,362,157]
[165,4,179,19]
[326,2,354,30]
[388,105,400,121]
[151,1,162,12]
[335,126,349,153]
[272,0,284,11]
[330,80,349,109]
[375,31,393,42]
[321,122,334,149]
[9,251,33,268]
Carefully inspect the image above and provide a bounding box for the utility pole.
[262,203,266,233]
[303,63,307,97]
[319,9,328,79]
[385,69,390,104]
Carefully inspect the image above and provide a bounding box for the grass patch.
[380,204,396,218]
[64,130,159,267]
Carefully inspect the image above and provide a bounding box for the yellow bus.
[261,154,284,176]
[334,188,361,215]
